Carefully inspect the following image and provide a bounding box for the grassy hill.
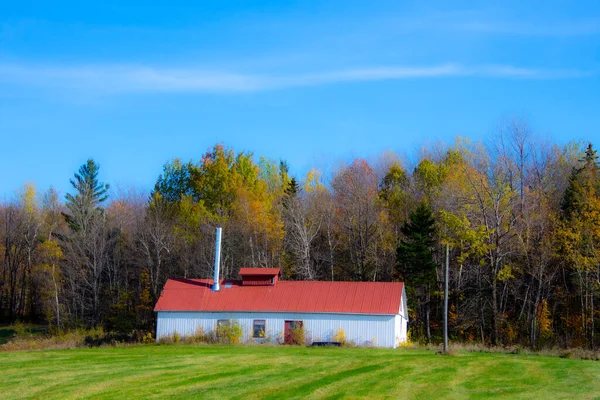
[1,345,599,399]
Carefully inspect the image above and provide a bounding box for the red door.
[284,320,303,344]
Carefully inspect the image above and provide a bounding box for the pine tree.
[396,202,438,286]
[561,143,599,218]
[63,159,109,233]
[60,158,112,325]
[396,201,438,342]
[285,177,300,198]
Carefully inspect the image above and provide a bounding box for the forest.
[1,120,599,349]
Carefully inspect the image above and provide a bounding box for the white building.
[155,268,408,348]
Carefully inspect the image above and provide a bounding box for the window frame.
[217,319,231,328]
[253,319,266,338]
[216,319,231,338]
[290,320,303,330]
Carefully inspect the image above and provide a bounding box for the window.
[289,320,302,330]
[253,320,266,338]
[216,319,230,338]
[217,319,231,328]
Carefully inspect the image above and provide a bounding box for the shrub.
[158,327,224,345]
[559,348,600,361]
[157,335,174,345]
[12,321,28,338]
[173,331,181,344]
[142,332,154,344]
[261,332,273,344]
[1,327,156,352]
[288,326,305,346]
[1,331,85,352]
[398,331,417,349]
[333,328,347,346]
[83,328,154,347]
[216,321,242,344]
[183,327,217,344]
[276,331,285,345]
[193,327,206,342]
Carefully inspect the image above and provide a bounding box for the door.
[284,320,304,345]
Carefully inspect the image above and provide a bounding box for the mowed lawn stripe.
[1,345,600,399]
[261,363,387,399]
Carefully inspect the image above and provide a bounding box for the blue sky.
[1,0,599,199]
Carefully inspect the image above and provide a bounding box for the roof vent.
[239,268,281,286]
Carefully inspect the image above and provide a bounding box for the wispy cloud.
[400,10,600,37]
[0,63,593,94]
[453,19,600,36]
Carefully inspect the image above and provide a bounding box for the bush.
[276,331,285,345]
[188,327,208,343]
[1,326,155,352]
[2,331,84,352]
[333,328,347,346]
[12,321,28,338]
[157,335,174,345]
[187,327,217,344]
[559,348,600,361]
[216,321,242,344]
[142,332,154,344]
[288,326,305,346]
[83,328,153,347]
[158,327,223,345]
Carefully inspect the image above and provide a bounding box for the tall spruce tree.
[396,201,438,342]
[63,159,109,233]
[397,202,438,285]
[561,143,599,218]
[61,158,112,325]
[285,177,300,197]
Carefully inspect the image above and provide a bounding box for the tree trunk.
[491,272,499,346]
[52,263,60,330]
[425,289,431,343]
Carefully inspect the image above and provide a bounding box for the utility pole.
[443,243,449,353]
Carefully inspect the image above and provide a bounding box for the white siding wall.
[395,287,409,345]
[157,311,406,348]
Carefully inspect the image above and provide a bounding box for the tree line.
[1,121,599,348]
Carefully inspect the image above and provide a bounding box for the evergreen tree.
[60,158,112,325]
[63,159,109,233]
[561,143,599,219]
[285,177,300,198]
[396,201,438,342]
[396,202,438,286]
[279,159,290,183]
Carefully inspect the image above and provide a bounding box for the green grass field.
[1,345,599,399]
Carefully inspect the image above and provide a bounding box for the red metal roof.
[238,268,281,276]
[154,279,404,315]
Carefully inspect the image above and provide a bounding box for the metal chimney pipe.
[212,227,222,291]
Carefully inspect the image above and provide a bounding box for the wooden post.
[443,243,449,353]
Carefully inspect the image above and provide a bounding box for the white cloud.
[453,19,600,36]
[0,62,593,94]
